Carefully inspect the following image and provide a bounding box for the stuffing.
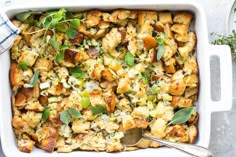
[10,9,198,153]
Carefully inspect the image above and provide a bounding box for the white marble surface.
[0,0,236,156]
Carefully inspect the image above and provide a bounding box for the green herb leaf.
[212,30,236,62]
[142,71,150,84]
[18,61,28,70]
[157,38,164,45]
[16,12,32,21]
[66,26,77,39]
[60,110,71,125]
[56,24,66,31]
[56,51,64,62]
[49,38,60,50]
[168,107,195,125]
[157,44,165,60]
[150,84,160,94]
[124,51,135,67]
[70,19,80,28]
[42,107,50,120]
[81,97,90,109]
[71,67,85,79]
[68,107,82,118]
[91,105,106,115]
[29,69,39,87]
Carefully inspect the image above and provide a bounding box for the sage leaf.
[18,61,28,70]
[16,12,32,21]
[56,51,64,62]
[68,107,82,118]
[168,107,196,125]
[91,105,106,115]
[66,26,77,39]
[125,51,135,67]
[42,107,50,120]
[157,44,165,60]
[71,67,85,79]
[24,69,40,88]
[70,19,80,28]
[60,110,71,125]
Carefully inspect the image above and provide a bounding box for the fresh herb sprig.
[212,31,236,62]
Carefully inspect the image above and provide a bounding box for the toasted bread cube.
[168,70,186,96]
[173,12,193,27]
[178,32,197,58]
[165,58,176,73]
[10,63,24,86]
[188,125,198,144]
[122,115,136,131]
[72,119,90,133]
[172,96,193,108]
[184,74,198,87]
[183,56,198,74]
[85,10,102,28]
[131,106,149,119]
[171,24,188,35]
[117,77,131,93]
[159,12,173,24]
[142,36,158,50]
[151,118,167,139]
[18,139,35,153]
[34,58,52,71]
[103,89,116,113]
[18,50,38,67]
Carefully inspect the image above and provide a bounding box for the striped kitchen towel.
[0,11,20,55]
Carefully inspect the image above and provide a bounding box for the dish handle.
[208,45,232,112]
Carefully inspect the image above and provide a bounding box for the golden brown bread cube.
[159,12,173,24]
[168,70,186,96]
[171,24,188,35]
[173,12,193,27]
[165,124,189,143]
[72,119,90,133]
[188,125,198,144]
[85,10,102,28]
[151,118,167,139]
[172,96,193,108]
[103,89,116,113]
[178,32,197,58]
[10,63,24,86]
[18,50,38,67]
[122,115,136,131]
[165,58,176,73]
[18,139,35,153]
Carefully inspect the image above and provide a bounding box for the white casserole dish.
[0,0,233,156]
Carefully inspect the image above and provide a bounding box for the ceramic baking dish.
[0,0,233,156]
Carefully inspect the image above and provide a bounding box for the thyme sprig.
[212,30,236,62]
